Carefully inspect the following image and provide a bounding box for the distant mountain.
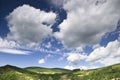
[0,63,120,80]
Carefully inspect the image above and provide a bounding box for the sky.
[0,0,120,70]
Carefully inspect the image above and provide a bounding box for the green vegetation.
[25,67,71,74]
[0,64,120,80]
[72,64,120,80]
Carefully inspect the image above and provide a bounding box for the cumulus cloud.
[38,58,45,64]
[86,40,120,66]
[54,0,120,48]
[0,48,29,55]
[67,53,87,65]
[6,4,56,47]
[98,57,120,66]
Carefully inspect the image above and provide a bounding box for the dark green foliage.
[72,69,80,72]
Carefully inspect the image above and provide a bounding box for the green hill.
[71,63,120,80]
[0,65,38,80]
[25,67,71,74]
[0,63,120,80]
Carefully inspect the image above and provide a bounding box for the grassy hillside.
[71,63,120,80]
[25,67,71,74]
[0,65,39,80]
[0,64,120,80]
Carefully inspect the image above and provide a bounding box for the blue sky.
[0,0,120,70]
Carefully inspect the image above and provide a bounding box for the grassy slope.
[25,67,71,74]
[0,64,120,80]
[0,65,39,80]
[72,63,120,80]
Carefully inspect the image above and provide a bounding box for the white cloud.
[64,65,75,70]
[56,49,60,52]
[79,66,88,70]
[80,65,99,70]
[6,4,56,48]
[98,57,120,66]
[64,65,99,70]
[67,53,87,65]
[67,53,80,65]
[0,37,19,48]
[0,48,29,55]
[38,54,52,64]
[49,0,67,7]
[0,37,30,55]
[45,42,52,48]
[92,44,101,49]
[118,34,120,40]
[86,40,120,66]
[86,47,109,62]
[75,47,83,52]
[45,54,52,59]
[54,0,120,48]
[38,58,45,64]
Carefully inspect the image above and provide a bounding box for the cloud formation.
[0,48,29,55]
[6,4,56,47]
[55,0,120,48]
[67,53,87,65]
[0,37,19,48]
[45,42,52,48]
[0,37,30,55]
[64,65,74,70]
[86,40,120,66]
[38,58,45,64]
[49,0,67,7]
[38,54,52,64]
